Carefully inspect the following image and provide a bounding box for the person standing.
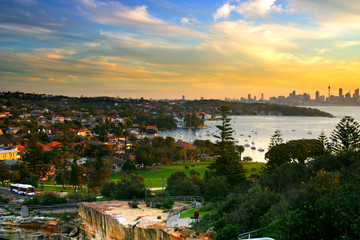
[194,209,199,220]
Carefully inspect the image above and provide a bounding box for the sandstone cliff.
[79,201,205,240]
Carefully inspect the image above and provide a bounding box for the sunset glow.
[1,0,360,99]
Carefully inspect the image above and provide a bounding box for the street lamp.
[83,173,90,195]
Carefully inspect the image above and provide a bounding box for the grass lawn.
[179,206,213,219]
[110,160,265,188]
[2,160,264,195]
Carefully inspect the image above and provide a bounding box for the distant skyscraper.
[182,95,185,100]
[315,91,320,100]
[200,97,204,100]
[328,86,331,97]
[354,88,359,99]
[248,94,251,101]
[345,92,351,99]
[261,93,264,100]
[339,88,343,98]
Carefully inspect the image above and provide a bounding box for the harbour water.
[156,106,360,162]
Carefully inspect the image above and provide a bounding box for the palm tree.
[236,145,245,160]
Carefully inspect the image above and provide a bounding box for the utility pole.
[87,174,90,195]
[162,176,164,193]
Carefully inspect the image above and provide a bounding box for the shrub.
[128,198,139,208]
[82,194,97,202]
[24,191,66,205]
[66,192,97,203]
[151,192,174,210]
[0,195,10,204]
[66,192,83,203]
[166,171,199,196]
[100,174,149,200]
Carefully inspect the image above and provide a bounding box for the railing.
[5,203,79,213]
[238,221,275,240]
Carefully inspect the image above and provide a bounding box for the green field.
[110,160,265,188]
[179,206,213,219]
[3,160,264,194]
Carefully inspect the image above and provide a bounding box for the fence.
[5,203,79,214]
[166,195,204,226]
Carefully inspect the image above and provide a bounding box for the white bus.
[10,183,36,196]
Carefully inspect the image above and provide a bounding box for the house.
[103,155,124,173]
[45,141,62,150]
[36,141,62,151]
[69,129,89,137]
[116,153,136,161]
[104,153,136,173]
[0,146,19,160]
[175,140,197,150]
[0,137,13,147]
[11,137,24,145]
[15,144,26,154]
[51,115,65,124]
[6,127,20,135]
[146,126,158,134]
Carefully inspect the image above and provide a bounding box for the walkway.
[166,214,197,227]
[165,197,203,228]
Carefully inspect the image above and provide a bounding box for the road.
[0,186,26,201]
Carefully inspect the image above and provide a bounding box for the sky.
[1,0,360,100]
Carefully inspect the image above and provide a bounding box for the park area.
[12,160,264,195]
[110,160,264,189]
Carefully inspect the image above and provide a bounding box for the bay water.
[156,106,360,162]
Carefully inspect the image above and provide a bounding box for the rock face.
[0,216,84,240]
[79,201,185,240]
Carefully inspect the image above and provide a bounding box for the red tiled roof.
[70,142,83,147]
[46,141,62,148]
[175,140,197,149]
[15,144,26,153]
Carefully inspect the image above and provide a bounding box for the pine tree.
[318,130,330,151]
[268,130,283,150]
[331,116,360,153]
[209,106,246,185]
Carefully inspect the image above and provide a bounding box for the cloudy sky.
[1,0,360,99]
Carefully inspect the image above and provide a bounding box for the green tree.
[21,137,52,178]
[70,162,87,191]
[331,116,360,153]
[166,171,199,196]
[265,139,324,171]
[0,162,11,186]
[86,157,112,190]
[268,130,283,150]
[318,130,330,151]
[100,173,149,199]
[236,145,245,160]
[185,113,204,128]
[209,106,246,185]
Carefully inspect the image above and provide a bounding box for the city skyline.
[1,0,360,99]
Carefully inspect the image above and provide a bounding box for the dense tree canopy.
[331,116,360,153]
[209,106,246,185]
